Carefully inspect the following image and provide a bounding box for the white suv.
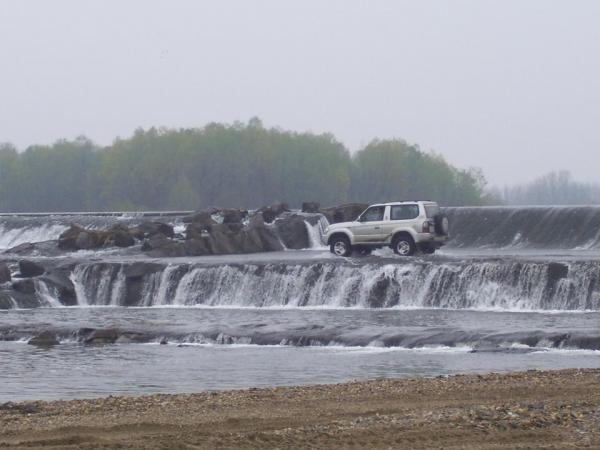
[324,201,449,257]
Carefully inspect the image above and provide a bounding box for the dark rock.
[112,230,136,248]
[184,238,211,256]
[84,328,120,345]
[115,332,150,344]
[142,234,186,257]
[18,260,45,277]
[275,215,310,249]
[302,202,321,213]
[255,226,285,252]
[4,241,64,258]
[182,208,219,224]
[0,290,40,309]
[222,208,247,224]
[28,331,60,346]
[185,222,211,240]
[134,221,175,239]
[208,226,238,254]
[259,202,290,223]
[320,203,368,224]
[75,231,98,249]
[11,278,36,295]
[58,224,86,250]
[0,263,11,283]
[182,209,217,230]
[39,271,77,306]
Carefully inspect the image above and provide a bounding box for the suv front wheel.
[391,234,416,256]
[330,235,353,257]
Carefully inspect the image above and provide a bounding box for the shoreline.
[2,369,600,449]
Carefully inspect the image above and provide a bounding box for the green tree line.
[0,119,494,212]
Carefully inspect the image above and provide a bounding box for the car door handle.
[374,226,380,229]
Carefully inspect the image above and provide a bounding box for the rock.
[115,332,150,344]
[184,238,211,256]
[0,263,11,283]
[302,202,321,213]
[182,208,220,224]
[39,271,77,306]
[142,234,186,257]
[112,230,136,248]
[133,221,175,239]
[255,226,285,252]
[0,290,40,309]
[207,225,238,254]
[222,208,247,224]
[83,328,120,345]
[28,331,60,346]
[275,215,310,249]
[58,224,86,250]
[11,278,36,295]
[185,222,209,240]
[320,203,368,224]
[58,224,112,250]
[259,202,290,223]
[18,260,46,277]
[4,241,65,258]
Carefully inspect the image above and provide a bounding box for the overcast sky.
[1,1,599,186]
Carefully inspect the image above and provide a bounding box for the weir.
[6,258,596,311]
[3,206,600,311]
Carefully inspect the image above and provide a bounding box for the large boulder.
[39,271,78,306]
[320,203,368,224]
[259,202,289,223]
[0,289,40,309]
[182,208,220,224]
[207,225,238,254]
[58,224,87,250]
[83,328,120,345]
[28,331,60,346]
[141,233,186,257]
[0,263,11,283]
[185,222,209,240]
[302,202,321,213]
[18,260,45,278]
[275,215,310,249]
[112,230,136,248]
[222,208,247,224]
[184,238,211,256]
[131,221,174,239]
[58,225,112,250]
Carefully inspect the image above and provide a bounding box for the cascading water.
[445,206,600,249]
[0,224,69,250]
[25,259,600,311]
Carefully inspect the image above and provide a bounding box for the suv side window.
[424,204,440,218]
[390,205,419,220]
[360,206,385,222]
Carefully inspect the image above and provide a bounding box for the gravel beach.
[1,369,600,449]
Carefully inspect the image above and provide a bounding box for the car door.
[353,206,387,243]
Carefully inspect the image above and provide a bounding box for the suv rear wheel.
[330,235,352,257]
[391,234,416,256]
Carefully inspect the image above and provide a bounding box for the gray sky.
[1,1,599,186]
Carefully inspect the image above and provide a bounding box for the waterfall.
[42,259,600,311]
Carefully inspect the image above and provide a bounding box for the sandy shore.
[1,369,600,449]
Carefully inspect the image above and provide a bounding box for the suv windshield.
[390,205,419,220]
[360,206,385,222]
[424,204,440,218]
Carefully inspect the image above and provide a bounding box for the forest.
[0,119,494,212]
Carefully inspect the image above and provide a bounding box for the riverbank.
[1,369,599,449]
